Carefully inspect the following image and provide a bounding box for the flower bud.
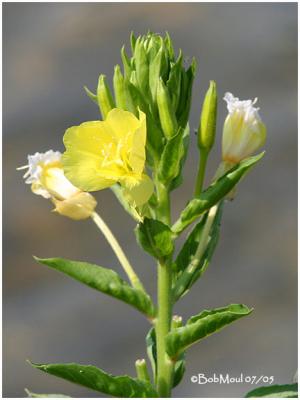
[157,78,178,140]
[198,81,217,152]
[19,150,97,220]
[222,92,266,164]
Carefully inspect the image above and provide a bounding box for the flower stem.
[154,183,174,397]
[91,211,145,292]
[194,149,208,196]
[156,258,173,397]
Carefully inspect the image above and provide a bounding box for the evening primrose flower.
[62,108,154,207]
[19,150,97,220]
[222,92,266,164]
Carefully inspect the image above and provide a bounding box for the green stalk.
[91,212,145,292]
[194,148,208,197]
[154,182,174,397]
[156,258,173,397]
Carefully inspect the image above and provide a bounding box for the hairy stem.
[194,149,208,196]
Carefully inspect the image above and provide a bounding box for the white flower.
[19,150,97,220]
[222,92,266,164]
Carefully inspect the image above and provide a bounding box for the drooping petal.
[121,174,154,207]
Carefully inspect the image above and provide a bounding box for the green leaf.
[245,384,298,398]
[166,304,253,358]
[172,203,223,301]
[172,152,265,234]
[135,218,174,260]
[25,389,70,398]
[145,327,185,388]
[158,127,185,185]
[35,257,155,318]
[169,123,190,191]
[29,362,158,398]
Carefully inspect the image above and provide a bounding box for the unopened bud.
[198,81,217,152]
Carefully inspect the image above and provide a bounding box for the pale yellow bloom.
[20,150,97,220]
[62,108,154,207]
[222,92,266,164]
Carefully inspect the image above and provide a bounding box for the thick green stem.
[154,181,174,397]
[194,149,208,196]
[155,180,171,225]
[91,212,145,292]
[156,259,173,397]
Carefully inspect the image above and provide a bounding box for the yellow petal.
[128,110,146,174]
[105,108,142,141]
[121,174,154,207]
[62,122,117,191]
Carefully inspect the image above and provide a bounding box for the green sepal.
[164,32,175,61]
[145,327,185,388]
[172,203,223,301]
[166,304,253,358]
[172,152,265,234]
[35,257,155,318]
[157,78,178,140]
[113,65,127,109]
[134,37,149,96]
[158,127,185,186]
[29,362,158,398]
[97,74,115,119]
[149,47,163,105]
[25,389,70,398]
[83,86,98,105]
[198,80,217,152]
[245,384,298,398]
[130,31,137,53]
[121,45,132,79]
[167,51,183,111]
[135,218,174,260]
[177,58,197,128]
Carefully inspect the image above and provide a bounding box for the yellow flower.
[222,92,266,164]
[20,150,97,220]
[62,108,154,207]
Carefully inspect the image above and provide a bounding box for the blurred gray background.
[3,3,297,398]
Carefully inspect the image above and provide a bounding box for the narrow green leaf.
[172,152,265,234]
[135,218,174,260]
[245,383,298,398]
[172,203,223,301]
[113,65,127,109]
[83,86,98,105]
[134,37,149,95]
[145,327,185,388]
[177,58,197,128]
[158,127,185,185]
[97,75,115,119]
[130,31,137,53]
[167,51,182,111]
[166,304,253,358]
[149,47,163,104]
[25,389,70,398]
[164,32,175,61]
[35,257,155,318]
[169,123,190,191]
[29,362,158,398]
[121,46,131,79]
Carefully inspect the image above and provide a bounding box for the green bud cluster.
[86,31,197,168]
